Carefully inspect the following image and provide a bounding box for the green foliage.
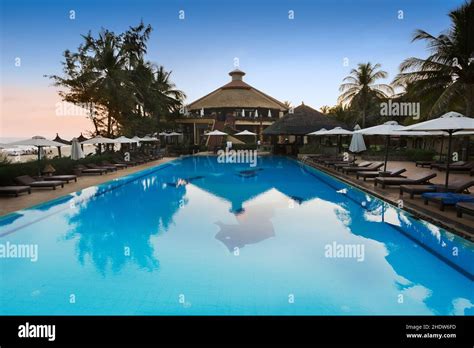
[47,22,185,137]
[393,1,474,117]
[338,62,394,127]
[298,143,322,154]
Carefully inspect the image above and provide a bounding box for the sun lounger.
[400,180,474,199]
[334,161,372,171]
[342,162,383,174]
[42,175,77,183]
[422,192,474,211]
[436,162,473,172]
[374,173,436,188]
[415,161,434,168]
[86,163,117,172]
[456,202,474,218]
[74,165,106,175]
[14,175,64,190]
[356,168,406,181]
[102,160,127,169]
[112,158,137,166]
[326,159,357,168]
[430,161,468,170]
[0,186,31,196]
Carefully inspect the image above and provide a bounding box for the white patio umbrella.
[200,108,205,117]
[132,136,144,141]
[322,127,353,153]
[80,135,116,154]
[268,110,272,118]
[141,136,159,142]
[70,138,84,160]
[307,128,327,136]
[80,135,115,144]
[235,130,257,136]
[205,130,228,136]
[349,124,366,155]
[356,121,430,172]
[402,111,474,188]
[322,127,353,136]
[7,136,65,175]
[114,136,136,144]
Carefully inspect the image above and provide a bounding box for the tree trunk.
[465,83,474,117]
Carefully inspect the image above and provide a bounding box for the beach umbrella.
[80,135,116,155]
[140,136,159,142]
[356,121,403,172]
[80,135,115,144]
[268,110,272,118]
[52,133,71,158]
[242,109,245,117]
[307,128,327,136]
[235,130,257,136]
[114,136,136,144]
[76,133,88,142]
[75,133,88,151]
[402,111,474,188]
[322,127,353,153]
[349,124,366,155]
[70,138,84,160]
[205,130,228,136]
[356,121,429,172]
[114,136,136,151]
[7,136,65,175]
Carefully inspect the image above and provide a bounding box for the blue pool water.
[0,156,473,315]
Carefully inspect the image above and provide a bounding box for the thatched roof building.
[263,103,344,136]
[187,69,287,112]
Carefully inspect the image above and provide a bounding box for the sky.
[0,0,466,139]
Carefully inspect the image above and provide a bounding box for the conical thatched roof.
[263,103,344,136]
[76,133,88,142]
[187,69,287,111]
[53,133,71,145]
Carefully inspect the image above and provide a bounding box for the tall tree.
[48,23,185,138]
[393,0,474,117]
[338,62,393,127]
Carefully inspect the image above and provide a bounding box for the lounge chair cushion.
[422,192,474,205]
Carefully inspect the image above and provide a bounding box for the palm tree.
[319,105,331,114]
[393,0,474,117]
[338,62,393,127]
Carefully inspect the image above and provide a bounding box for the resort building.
[177,69,288,146]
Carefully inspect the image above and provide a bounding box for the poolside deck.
[0,157,173,216]
[303,158,474,241]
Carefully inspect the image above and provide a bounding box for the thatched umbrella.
[52,133,71,158]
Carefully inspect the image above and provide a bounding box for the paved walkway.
[0,158,173,216]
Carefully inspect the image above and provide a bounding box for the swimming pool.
[0,156,473,315]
